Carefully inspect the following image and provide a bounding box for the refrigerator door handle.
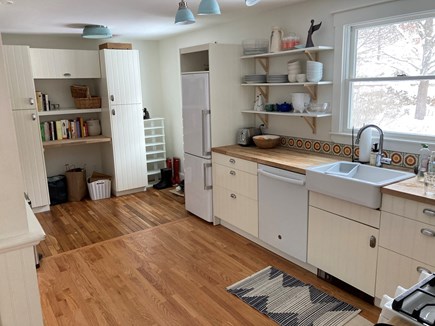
[202,109,211,157]
[203,162,213,190]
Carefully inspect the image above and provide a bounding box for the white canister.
[270,26,283,53]
[358,128,372,163]
[87,119,101,136]
[291,93,310,112]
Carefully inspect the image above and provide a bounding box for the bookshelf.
[42,135,111,148]
[38,108,101,116]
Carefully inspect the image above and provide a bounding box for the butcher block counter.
[212,144,435,205]
[212,145,339,174]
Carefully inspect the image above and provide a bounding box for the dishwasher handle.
[258,169,305,186]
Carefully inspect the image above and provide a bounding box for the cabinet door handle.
[31,113,36,121]
[423,208,435,217]
[111,109,116,116]
[229,158,236,164]
[29,98,35,105]
[229,170,236,176]
[63,72,71,77]
[369,235,376,248]
[421,228,435,237]
[110,95,115,102]
[417,266,432,274]
[230,193,237,199]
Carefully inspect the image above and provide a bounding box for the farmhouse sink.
[305,161,414,209]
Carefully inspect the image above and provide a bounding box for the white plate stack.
[306,61,323,82]
[243,74,267,84]
[287,60,301,82]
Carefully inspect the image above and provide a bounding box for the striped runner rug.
[227,266,361,326]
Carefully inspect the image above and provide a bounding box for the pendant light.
[245,0,261,6]
[175,0,195,24]
[198,0,221,15]
[82,25,112,39]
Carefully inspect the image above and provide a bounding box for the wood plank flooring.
[37,189,381,325]
[36,188,188,257]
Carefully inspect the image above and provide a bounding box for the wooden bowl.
[252,135,281,149]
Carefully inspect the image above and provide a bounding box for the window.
[345,14,435,140]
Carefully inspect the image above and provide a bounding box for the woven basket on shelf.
[70,85,90,98]
[74,97,101,109]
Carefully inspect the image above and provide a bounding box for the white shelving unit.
[241,46,333,133]
[144,118,166,185]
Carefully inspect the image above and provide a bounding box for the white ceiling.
[0,0,306,40]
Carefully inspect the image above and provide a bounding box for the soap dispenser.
[417,144,431,182]
[370,143,379,166]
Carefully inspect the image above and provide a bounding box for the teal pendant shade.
[82,25,112,39]
[175,0,195,24]
[198,0,221,15]
[245,0,261,6]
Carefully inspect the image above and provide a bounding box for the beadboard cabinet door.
[3,45,37,110]
[30,48,100,79]
[99,49,142,106]
[12,110,50,208]
[108,104,147,193]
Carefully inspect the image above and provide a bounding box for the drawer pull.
[417,266,432,274]
[229,158,236,164]
[423,208,435,217]
[421,228,435,237]
[229,170,236,176]
[230,193,237,199]
[369,235,376,248]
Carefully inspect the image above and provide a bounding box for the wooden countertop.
[212,145,340,174]
[213,145,435,205]
[382,177,435,205]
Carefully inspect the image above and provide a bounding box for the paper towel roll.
[359,128,372,163]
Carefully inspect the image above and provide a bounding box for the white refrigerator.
[182,72,213,222]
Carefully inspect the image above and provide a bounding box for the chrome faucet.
[355,124,391,167]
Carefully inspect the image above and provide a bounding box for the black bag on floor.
[47,175,68,205]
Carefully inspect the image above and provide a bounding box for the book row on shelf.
[40,118,90,142]
[36,91,59,112]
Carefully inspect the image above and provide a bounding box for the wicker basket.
[74,97,101,109]
[70,85,91,98]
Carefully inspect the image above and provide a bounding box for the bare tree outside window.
[348,16,435,137]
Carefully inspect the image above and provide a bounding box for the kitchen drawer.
[382,194,435,227]
[375,247,435,299]
[309,192,380,228]
[380,211,435,266]
[212,152,257,174]
[213,185,258,237]
[213,163,257,200]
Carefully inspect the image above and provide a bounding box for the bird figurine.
[305,19,322,48]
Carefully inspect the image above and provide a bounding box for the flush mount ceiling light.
[245,0,261,6]
[198,0,221,15]
[175,0,196,24]
[82,25,112,39]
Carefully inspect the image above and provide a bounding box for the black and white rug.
[227,266,361,326]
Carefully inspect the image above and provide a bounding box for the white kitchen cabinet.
[3,45,50,210]
[30,48,101,79]
[99,49,147,195]
[212,153,258,237]
[375,194,435,299]
[144,118,166,185]
[307,192,379,296]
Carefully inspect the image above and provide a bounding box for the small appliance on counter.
[237,127,261,146]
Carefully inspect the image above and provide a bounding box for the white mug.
[291,93,310,112]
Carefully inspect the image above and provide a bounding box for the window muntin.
[346,15,435,137]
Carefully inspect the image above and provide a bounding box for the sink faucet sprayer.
[355,124,391,167]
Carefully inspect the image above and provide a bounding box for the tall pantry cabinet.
[3,45,50,210]
[99,49,147,195]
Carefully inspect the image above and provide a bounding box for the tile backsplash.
[279,136,418,169]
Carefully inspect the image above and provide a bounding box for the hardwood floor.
[37,189,381,325]
[36,188,188,257]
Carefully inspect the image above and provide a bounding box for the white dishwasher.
[258,164,308,262]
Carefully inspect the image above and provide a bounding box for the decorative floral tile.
[278,135,416,169]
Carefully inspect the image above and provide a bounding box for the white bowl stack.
[306,61,323,82]
[287,60,301,82]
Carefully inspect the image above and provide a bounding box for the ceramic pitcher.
[269,26,283,53]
